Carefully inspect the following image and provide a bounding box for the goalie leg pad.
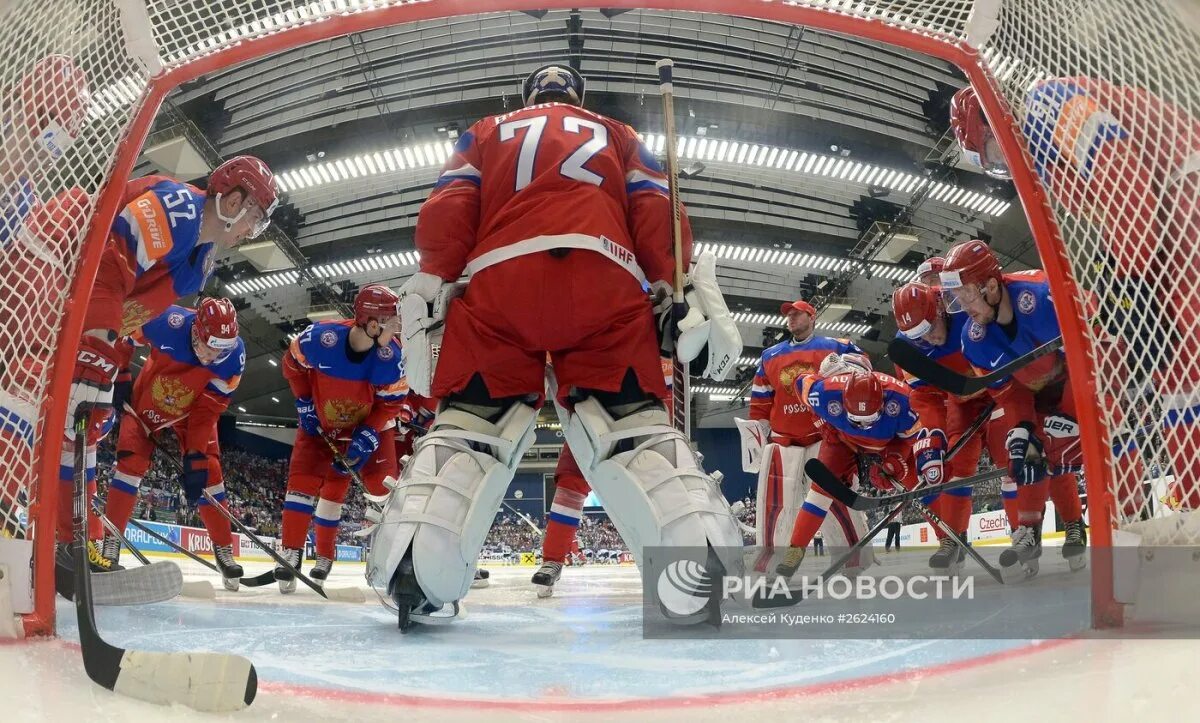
[366,401,537,609]
[754,442,813,549]
[562,398,744,576]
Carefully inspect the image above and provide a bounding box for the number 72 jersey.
[414,101,687,288]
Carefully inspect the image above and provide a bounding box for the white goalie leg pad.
[816,493,875,573]
[562,398,744,576]
[366,401,537,608]
[754,442,814,548]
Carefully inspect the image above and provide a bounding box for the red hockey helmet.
[916,256,945,286]
[354,284,399,326]
[892,282,942,339]
[843,371,883,427]
[522,64,586,107]
[209,155,279,238]
[949,86,1010,180]
[193,297,239,364]
[940,240,1003,313]
[8,55,90,159]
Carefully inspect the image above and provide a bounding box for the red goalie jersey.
[415,102,688,287]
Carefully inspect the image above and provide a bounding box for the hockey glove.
[1005,422,1046,485]
[65,334,120,443]
[867,451,911,491]
[914,428,948,486]
[334,425,381,475]
[181,451,209,505]
[296,396,321,436]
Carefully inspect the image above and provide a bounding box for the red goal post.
[1,0,1194,636]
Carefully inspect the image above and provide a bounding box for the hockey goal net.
[0,0,1195,635]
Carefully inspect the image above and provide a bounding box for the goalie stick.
[657,57,691,436]
[69,412,257,712]
[888,335,1064,397]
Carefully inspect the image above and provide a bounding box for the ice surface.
[1,553,1198,721]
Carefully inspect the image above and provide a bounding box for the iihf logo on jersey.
[885,399,901,417]
[167,311,185,329]
[320,329,338,348]
[968,322,985,341]
[827,400,843,417]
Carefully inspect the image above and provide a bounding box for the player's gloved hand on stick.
[914,428,947,485]
[181,451,209,505]
[334,425,381,475]
[868,452,910,491]
[65,334,120,442]
[295,396,321,436]
[1005,422,1046,485]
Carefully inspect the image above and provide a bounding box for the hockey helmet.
[193,297,239,364]
[843,371,884,427]
[209,155,279,239]
[892,282,943,339]
[916,256,945,286]
[522,64,585,107]
[950,86,1010,180]
[940,240,1003,314]
[354,284,399,326]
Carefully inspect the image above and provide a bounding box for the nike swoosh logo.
[990,354,1005,366]
[318,364,333,370]
[161,346,173,351]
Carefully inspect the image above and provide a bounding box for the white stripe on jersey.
[439,162,481,182]
[625,168,669,192]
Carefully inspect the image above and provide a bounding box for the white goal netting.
[1,0,1196,633]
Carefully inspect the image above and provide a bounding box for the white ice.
[1,553,1197,721]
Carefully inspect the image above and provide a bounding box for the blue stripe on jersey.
[60,465,97,483]
[435,174,481,189]
[110,477,140,496]
[548,510,582,527]
[198,490,226,506]
[625,179,668,194]
[313,515,340,528]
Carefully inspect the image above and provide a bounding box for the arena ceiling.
[130,8,1041,424]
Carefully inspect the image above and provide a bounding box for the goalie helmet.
[192,297,239,364]
[892,282,942,339]
[7,54,90,159]
[949,86,1010,180]
[843,371,883,427]
[522,64,585,107]
[354,283,399,326]
[209,155,279,239]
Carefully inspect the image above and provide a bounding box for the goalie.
[737,300,873,575]
[368,63,743,630]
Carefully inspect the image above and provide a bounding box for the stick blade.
[887,337,972,396]
[239,570,276,587]
[111,650,257,713]
[804,458,859,508]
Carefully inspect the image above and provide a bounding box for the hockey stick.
[888,335,1063,397]
[502,500,545,538]
[809,461,1008,511]
[657,57,691,436]
[89,497,215,599]
[70,411,257,711]
[319,433,385,511]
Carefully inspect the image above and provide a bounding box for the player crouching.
[98,299,246,589]
[278,285,404,592]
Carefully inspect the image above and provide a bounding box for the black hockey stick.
[88,497,214,599]
[657,57,691,436]
[888,335,1063,397]
[809,460,1008,511]
[70,411,256,711]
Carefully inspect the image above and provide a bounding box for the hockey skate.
[275,547,303,594]
[775,546,805,578]
[99,532,122,570]
[86,539,122,573]
[532,561,563,598]
[1061,520,1087,571]
[214,544,244,592]
[928,534,967,575]
[999,524,1041,583]
[471,567,490,589]
[310,555,333,588]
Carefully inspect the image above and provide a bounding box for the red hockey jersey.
[750,336,862,445]
[414,102,690,287]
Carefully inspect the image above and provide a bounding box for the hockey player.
[952,82,1200,510]
[98,299,246,588]
[279,284,405,592]
[892,281,1015,572]
[56,156,277,566]
[776,360,943,577]
[370,63,743,628]
[740,299,873,574]
[939,240,1088,581]
[1,55,89,535]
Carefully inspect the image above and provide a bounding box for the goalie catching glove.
[651,251,742,381]
[818,351,873,378]
[398,271,466,396]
